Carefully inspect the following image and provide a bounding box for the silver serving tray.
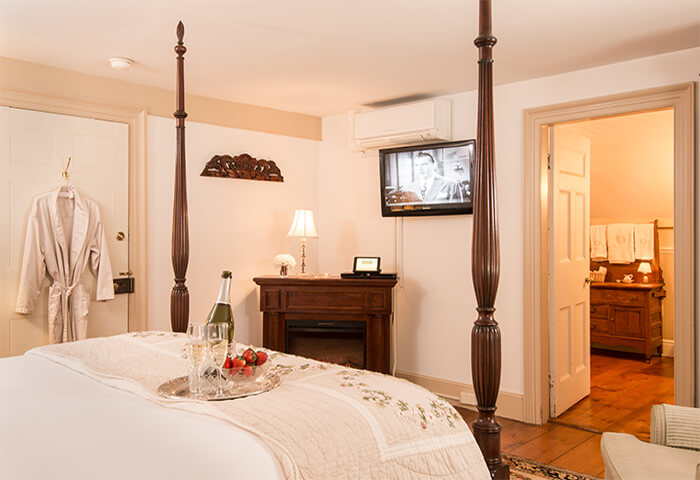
[157,374,280,401]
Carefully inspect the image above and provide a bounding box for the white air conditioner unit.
[349,99,452,150]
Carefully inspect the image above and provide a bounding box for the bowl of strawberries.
[222,348,269,383]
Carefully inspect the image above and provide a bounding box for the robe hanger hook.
[62,157,71,180]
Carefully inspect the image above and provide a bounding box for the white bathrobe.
[15,187,114,343]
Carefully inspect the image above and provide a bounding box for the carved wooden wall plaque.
[201,153,284,182]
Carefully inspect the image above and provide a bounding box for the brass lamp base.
[299,238,307,274]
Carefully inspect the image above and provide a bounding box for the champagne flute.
[207,323,229,397]
[186,323,208,397]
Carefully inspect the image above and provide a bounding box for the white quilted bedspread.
[28,332,490,479]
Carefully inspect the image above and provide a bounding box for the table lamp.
[287,209,318,274]
[638,262,652,283]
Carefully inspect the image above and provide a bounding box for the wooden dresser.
[590,282,665,360]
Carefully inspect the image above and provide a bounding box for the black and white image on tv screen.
[383,146,472,206]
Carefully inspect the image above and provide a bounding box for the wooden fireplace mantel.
[252,275,397,374]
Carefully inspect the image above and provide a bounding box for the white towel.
[607,223,635,264]
[635,223,654,260]
[590,225,607,260]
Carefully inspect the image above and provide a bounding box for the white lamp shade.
[637,262,652,274]
[287,210,318,238]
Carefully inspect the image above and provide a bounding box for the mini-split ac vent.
[348,99,452,150]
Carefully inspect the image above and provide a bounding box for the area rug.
[505,453,603,480]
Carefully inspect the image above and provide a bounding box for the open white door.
[0,107,129,357]
[549,124,591,417]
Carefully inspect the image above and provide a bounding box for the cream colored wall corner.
[0,56,323,345]
[146,116,319,345]
[0,56,321,141]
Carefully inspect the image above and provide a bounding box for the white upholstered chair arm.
[651,404,700,451]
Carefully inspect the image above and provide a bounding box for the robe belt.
[53,281,78,342]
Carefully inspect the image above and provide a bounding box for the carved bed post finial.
[171,20,189,333]
[471,0,508,478]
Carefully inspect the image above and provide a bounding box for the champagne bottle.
[206,271,234,343]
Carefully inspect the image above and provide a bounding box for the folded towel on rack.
[607,223,635,264]
[635,223,654,260]
[590,225,607,260]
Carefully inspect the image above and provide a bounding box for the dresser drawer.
[590,317,609,334]
[591,288,645,306]
[590,303,608,318]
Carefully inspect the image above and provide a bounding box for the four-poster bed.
[169,0,507,477]
[470,0,507,477]
[1,2,507,478]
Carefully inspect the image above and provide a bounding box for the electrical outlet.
[460,391,477,405]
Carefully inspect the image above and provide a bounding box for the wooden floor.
[457,351,674,479]
[458,407,607,478]
[555,350,674,442]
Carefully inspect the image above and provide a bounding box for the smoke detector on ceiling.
[109,57,133,70]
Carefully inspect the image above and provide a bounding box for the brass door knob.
[116,231,126,241]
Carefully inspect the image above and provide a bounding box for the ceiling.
[1,1,698,117]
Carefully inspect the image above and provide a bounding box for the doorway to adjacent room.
[546,109,675,438]
[521,82,695,426]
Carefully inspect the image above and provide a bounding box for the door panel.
[550,125,591,417]
[0,107,129,357]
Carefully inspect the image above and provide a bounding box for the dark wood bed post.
[171,21,190,333]
[471,1,508,478]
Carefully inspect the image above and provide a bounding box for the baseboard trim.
[395,369,524,422]
[662,340,675,358]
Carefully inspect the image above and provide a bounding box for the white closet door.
[0,107,129,357]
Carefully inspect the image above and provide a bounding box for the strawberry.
[242,348,257,365]
[241,365,253,377]
[230,356,246,375]
[255,351,268,366]
[223,356,233,369]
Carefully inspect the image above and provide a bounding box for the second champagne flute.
[207,323,229,398]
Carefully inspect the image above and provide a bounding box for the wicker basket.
[589,271,606,282]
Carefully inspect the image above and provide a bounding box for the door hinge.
[547,153,552,170]
[548,372,554,387]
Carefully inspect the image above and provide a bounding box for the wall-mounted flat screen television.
[379,139,475,217]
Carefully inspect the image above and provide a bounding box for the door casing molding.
[523,82,696,424]
[1,87,148,333]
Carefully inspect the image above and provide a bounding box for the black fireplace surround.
[285,319,366,369]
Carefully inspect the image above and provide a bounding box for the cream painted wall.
[146,116,319,346]
[0,57,321,141]
[563,109,674,223]
[561,110,675,347]
[318,47,699,400]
